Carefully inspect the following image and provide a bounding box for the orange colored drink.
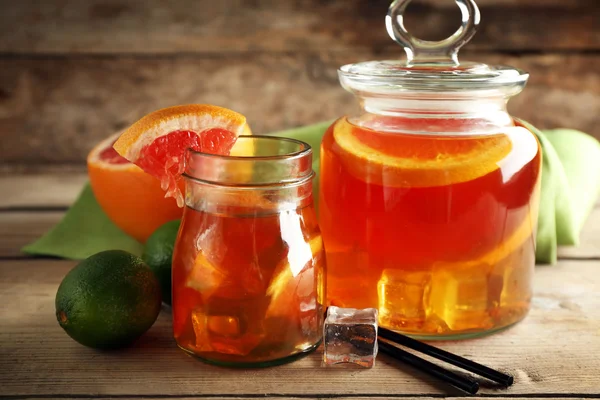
[172,136,325,366]
[319,117,541,338]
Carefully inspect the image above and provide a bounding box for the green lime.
[55,250,162,349]
[142,220,180,305]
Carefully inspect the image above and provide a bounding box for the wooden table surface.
[1,172,599,399]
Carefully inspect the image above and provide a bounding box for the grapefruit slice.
[333,117,514,187]
[113,104,250,206]
[87,133,182,242]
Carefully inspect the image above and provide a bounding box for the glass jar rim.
[186,135,312,161]
[183,135,314,188]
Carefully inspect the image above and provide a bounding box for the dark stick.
[379,340,480,395]
[379,326,513,387]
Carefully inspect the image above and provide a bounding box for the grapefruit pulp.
[113,104,249,206]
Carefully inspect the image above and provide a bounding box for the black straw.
[379,326,514,387]
[379,340,480,395]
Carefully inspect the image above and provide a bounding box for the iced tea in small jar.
[172,136,325,366]
[320,0,541,338]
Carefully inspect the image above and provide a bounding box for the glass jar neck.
[184,178,314,215]
[353,93,514,135]
[183,136,315,214]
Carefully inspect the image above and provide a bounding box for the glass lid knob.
[386,0,481,65]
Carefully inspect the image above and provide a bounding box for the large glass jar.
[172,136,325,366]
[319,0,541,339]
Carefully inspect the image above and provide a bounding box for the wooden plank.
[0,53,598,166]
[0,173,86,209]
[0,170,598,259]
[0,211,63,258]
[4,206,596,262]
[10,398,592,400]
[1,259,599,397]
[0,201,598,261]
[0,0,597,54]
[421,0,592,5]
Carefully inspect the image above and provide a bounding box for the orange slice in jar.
[433,206,538,272]
[265,235,324,317]
[333,117,514,187]
[113,104,251,206]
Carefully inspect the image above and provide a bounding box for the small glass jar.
[172,136,325,367]
[319,0,542,339]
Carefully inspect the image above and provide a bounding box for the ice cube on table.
[377,269,431,330]
[323,306,378,368]
[428,262,493,332]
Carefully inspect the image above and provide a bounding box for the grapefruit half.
[87,133,183,243]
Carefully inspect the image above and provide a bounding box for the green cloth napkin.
[23,121,600,264]
[546,129,600,240]
[516,120,600,263]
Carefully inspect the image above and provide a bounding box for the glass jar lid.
[339,0,529,96]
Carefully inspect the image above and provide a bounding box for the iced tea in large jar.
[319,0,541,338]
[172,136,325,366]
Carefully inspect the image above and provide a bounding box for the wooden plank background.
[0,0,599,168]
